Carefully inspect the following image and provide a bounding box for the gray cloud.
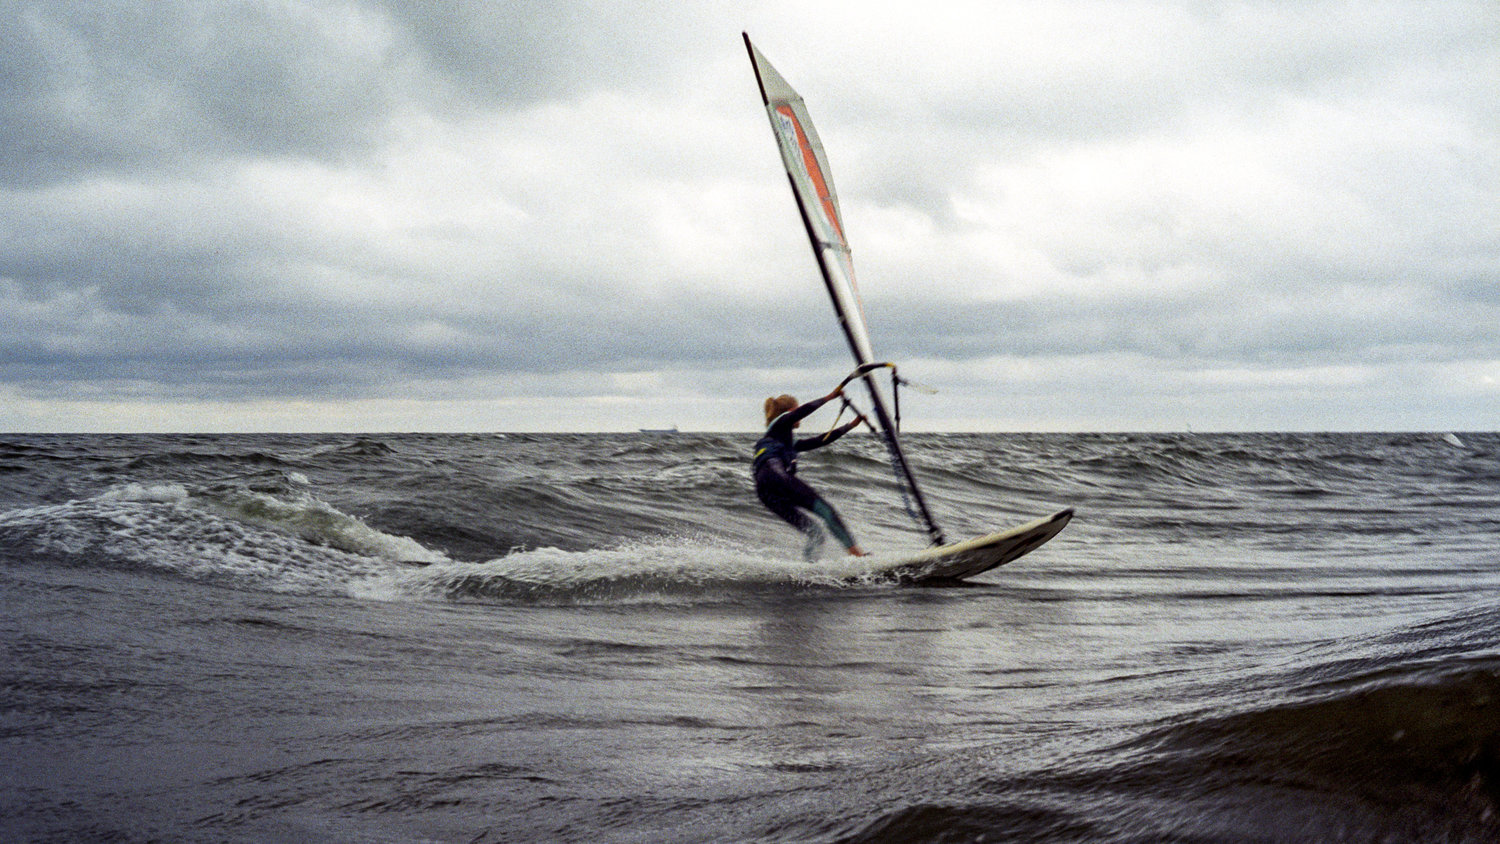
[0,0,747,187]
[0,0,1495,431]
[0,1,411,186]
[369,0,735,108]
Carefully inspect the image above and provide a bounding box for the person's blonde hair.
[763,394,798,424]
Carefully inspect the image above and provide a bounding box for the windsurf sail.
[744,33,945,546]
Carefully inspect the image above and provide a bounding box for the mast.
[743,33,945,545]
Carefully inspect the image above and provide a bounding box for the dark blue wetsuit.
[752,396,861,560]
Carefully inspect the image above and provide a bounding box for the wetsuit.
[752,396,861,560]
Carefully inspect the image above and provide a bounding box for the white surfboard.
[878,509,1073,583]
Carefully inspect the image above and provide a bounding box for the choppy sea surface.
[2,431,1498,843]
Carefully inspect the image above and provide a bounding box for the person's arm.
[765,394,828,444]
[774,392,834,431]
[779,392,836,428]
[794,412,866,451]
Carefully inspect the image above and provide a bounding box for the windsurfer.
[752,389,868,560]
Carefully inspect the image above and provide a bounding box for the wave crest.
[0,483,447,594]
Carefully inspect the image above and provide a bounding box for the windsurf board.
[878,509,1073,583]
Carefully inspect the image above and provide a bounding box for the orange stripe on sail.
[776,104,844,245]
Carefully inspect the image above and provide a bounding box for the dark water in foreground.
[2,432,1498,842]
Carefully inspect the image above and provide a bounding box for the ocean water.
[2,431,1498,842]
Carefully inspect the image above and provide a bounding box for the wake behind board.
[879,509,1073,583]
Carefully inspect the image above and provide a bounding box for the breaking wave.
[0,481,916,604]
[0,481,442,595]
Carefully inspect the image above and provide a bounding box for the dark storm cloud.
[0,249,837,404]
[368,0,729,107]
[863,282,1500,370]
[0,0,738,187]
[0,1,410,186]
[0,0,1495,430]
[0,0,761,401]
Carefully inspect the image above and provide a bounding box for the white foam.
[380,535,909,603]
[96,482,191,504]
[2,483,905,603]
[201,489,450,565]
[0,482,453,596]
[0,494,378,593]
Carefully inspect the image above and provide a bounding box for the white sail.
[745,39,874,363]
[744,34,945,545]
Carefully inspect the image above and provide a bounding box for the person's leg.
[757,471,824,554]
[767,470,860,554]
[808,497,857,551]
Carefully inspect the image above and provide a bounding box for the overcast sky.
[1,0,1495,432]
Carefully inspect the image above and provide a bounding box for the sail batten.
[744,33,945,546]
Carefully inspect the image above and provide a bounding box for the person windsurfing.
[753,389,869,560]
